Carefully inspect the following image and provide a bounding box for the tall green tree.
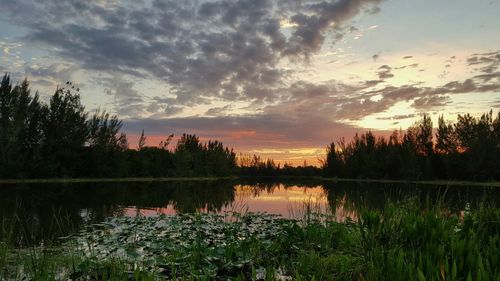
[83,110,128,177]
[416,114,433,156]
[40,86,88,177]
[323,142,341,177]
[175,134,203,176]
[435,115,457,154]
[0,76,46,178]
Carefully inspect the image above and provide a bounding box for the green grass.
[2,201,499,280]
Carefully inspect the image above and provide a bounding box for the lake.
[1,179,498,244]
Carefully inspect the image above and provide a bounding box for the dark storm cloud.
[0,0,383,104]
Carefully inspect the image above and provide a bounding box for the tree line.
[323,112,500,180]
[0,74,236,179]
[237,154,321,177]
[2,74,499,180]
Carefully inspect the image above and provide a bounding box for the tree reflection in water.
[0,180,498,245]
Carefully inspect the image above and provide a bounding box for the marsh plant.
[1,202,499,280]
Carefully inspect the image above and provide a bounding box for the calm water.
[1,179,498,244]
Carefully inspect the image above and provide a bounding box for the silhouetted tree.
[138,129,147,150]
[323,112,500,181]
[436,115,458,154]
[82,110,128,177]
[39,86,88,177]
[0,75,240,179]
[323,142,341,177]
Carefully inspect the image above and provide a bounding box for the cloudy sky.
[1,0,499,165]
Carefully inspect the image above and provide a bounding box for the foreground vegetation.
[1,202,499,280]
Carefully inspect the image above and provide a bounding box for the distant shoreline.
[0,177,236,184]
[320,177,500,187]
[0,176,499,187]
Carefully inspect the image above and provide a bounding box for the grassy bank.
[1,201,499,280]
[0,177,236,185]
[1,176,500,187]
[320,177,500,187]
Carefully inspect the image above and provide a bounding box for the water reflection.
[0,180,498,244]
[127,184,329,218]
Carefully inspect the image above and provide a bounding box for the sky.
[0,0,499,165]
